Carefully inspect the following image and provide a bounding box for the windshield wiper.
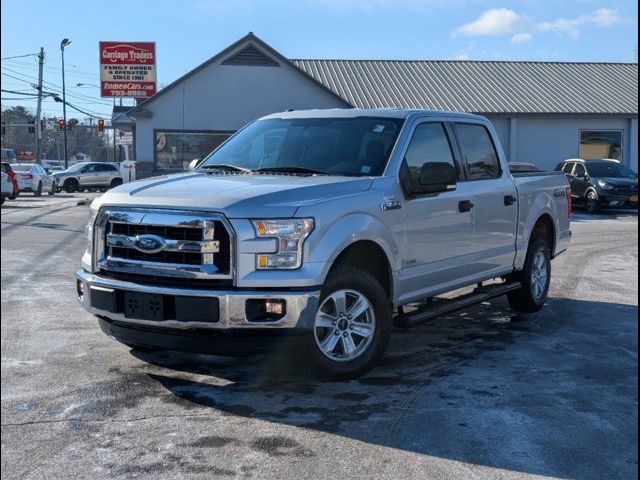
[201,164,251,173]
[254,166,328,175]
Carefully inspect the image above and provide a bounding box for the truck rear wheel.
[507,237,551,313]
[302,265,391,380]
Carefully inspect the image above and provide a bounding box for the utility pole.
[34,47,44,164]
[60,38,71,169]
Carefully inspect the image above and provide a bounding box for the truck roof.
[260,108,486,122]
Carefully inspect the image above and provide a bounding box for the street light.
[60,38,71,169]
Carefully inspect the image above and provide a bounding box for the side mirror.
[188,159,200,172]
[417,162,458,194]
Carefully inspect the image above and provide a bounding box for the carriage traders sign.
[99,42,156,98]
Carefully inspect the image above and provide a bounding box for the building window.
[154,130,232,173]
[579,130,623,161]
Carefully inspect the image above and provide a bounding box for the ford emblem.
[132,234,166,254]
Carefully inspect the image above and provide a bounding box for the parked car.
[508,162,541,174]
[1,162,20,199]
[1,171,13,205]
[77,109,571,379]
[1,148,17,163]
[10,163,56,196]
[555,158,638,213]
[51,162,123,193]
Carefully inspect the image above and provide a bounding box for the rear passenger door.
[452,122,518,277]
[97,164,117,185]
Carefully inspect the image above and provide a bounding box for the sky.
[1,0,637,120]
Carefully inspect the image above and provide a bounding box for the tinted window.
[454,123,501,180]
[573,163,586,177]
[97,164,117,172]
[403,123,457,184]
[561,163,574,174]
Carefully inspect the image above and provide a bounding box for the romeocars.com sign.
[99,42,156,98]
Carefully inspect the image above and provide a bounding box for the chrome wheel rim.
[530,251,548,300]
[314,289,376,362]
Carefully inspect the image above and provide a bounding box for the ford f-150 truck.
[77,109,571,379]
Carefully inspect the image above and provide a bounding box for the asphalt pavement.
[1,198,637,480]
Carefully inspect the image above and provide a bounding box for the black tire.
[8,191,18,200]
[64,179,79,193]
[34,182,42,197]
[507,237,551,313]
[77,186,86,192]
[585,190,600,214]
[301,265,392,380]
[1,197,4,205]
[110,178,123,189]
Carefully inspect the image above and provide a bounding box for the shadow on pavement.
[129,297,638,479]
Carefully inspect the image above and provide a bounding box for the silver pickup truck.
[77,109,571,379]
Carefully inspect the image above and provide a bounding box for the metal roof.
[291,59,638,115]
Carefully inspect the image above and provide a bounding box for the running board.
[393,281,522,329]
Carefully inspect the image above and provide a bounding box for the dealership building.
[124,33,639,178]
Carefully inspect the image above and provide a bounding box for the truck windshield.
[587,161,637,179]
[198,117,404,176]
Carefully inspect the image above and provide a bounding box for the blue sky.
[1,0,637,119]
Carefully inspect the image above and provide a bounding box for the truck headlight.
[252,218,314,269]
[597,179,614,190]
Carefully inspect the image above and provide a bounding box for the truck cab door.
[451,122,517,278]
[395,121,476,304]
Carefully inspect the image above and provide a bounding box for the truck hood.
[93,172,374,218]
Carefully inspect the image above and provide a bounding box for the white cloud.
[453,8,527,37]
[511,33,533,43]
[538,8,629,39]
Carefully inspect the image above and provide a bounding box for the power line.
[0,53,38,60]
[1,69,114,107]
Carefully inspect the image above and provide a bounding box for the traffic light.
[58,119,65,132]
[97,118,105,133]
[28,120,35,134]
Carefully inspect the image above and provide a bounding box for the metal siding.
[290,60,638,115]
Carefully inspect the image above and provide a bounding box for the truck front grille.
[94,209,233,280]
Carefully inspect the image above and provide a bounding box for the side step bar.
[393,281,521,329]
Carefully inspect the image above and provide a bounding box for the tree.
[2,105,112,162]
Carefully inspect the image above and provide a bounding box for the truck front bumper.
[76,270,320,355]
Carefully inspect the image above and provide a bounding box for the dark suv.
[555,159,638,213]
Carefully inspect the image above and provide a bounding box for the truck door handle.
[504,195,517,206]
[459,200,474,213]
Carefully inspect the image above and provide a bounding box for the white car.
[1,171,13,204]
[10,163,56,196]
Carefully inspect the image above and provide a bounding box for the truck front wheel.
[507,237,551,313]
[303,265,391,380]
